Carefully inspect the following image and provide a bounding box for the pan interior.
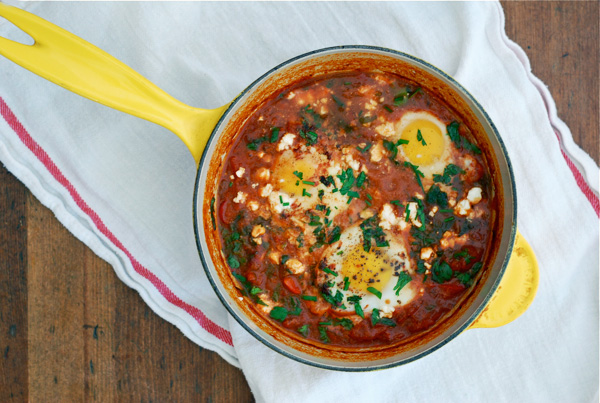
[194,46,515,370]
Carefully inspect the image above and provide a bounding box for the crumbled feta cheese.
[359,209,375,219]
[370,141,385,162]
[233,191,247,204]
[343,153,361,171]
[251,183,259,189]
[379,203,399,230]
[285,258,305,274]
[257,295,279,314]
[268,251,281,264]
[406,202,422,228]
[380,304,394,317]
[256,167,270,181]
[235,167,245,178]
[375,122,396,138]
[420,247,434,260]
[259,184,273,198]
[287,91,296,100]
[269,191,293,213]
[455,199,471,216]
[467,187,482,204]
[251,225,266,238]
[277,133,296,151]
[247,201,259,211]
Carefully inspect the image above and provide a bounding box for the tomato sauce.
[214,71,493,347]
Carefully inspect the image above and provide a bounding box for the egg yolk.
[341,245,393,293]
[400,119,445,166]
[273,155,316,196]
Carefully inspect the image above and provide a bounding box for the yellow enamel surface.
[469,231,539,329]
[0,3,225,165]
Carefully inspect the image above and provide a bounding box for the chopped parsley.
[426,184,449,208]
[298,324,309,337]
[347,295,364,318]
[321,266,338,277]
[417,129,427,146]
[270,127,280,143]
[301,295,317,301]
[404,161,425,192]
[433,163,464,185]
[246,136,267,151]
[367,287,382,299]
[302,188,312,197]
[393,87,421,106]
[332,94,345,109]
[227,255,240,269]
[270,306,288,321]
[327,226,342,244]
[343,276,350,291]
[336,318,354,330]
[299,129,319,146]
[293,171,304,180]
[431,259,453,283]
[356,143,373,153]
[359,216,389,252]
[319,326,330,343]
[447,121,481,154]
[394,271,412,295]
[383,138,410,163]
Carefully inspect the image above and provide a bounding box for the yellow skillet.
[0,4,538,330]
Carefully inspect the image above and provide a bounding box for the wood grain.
[0,2,596,402]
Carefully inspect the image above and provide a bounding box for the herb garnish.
[270,127,280,143]
[319,326,330,343]
[447,121,481,154]
[356,143,373,153]
[394,271,412,295]
[417,129,427,146]
[347,295,364,318]
[298,324,309,337]
[359,216,389,252]
[393,87,421,106]
[367,287,382,299]
[246,136,268,151]
[270,306,288,321]
[404,161,425,192]
[433,163,464,185]
[431,259,453,283]
[301,295,317,301]
[383,138,410,163]
[426,184,449,208]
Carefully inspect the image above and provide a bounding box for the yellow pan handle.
[0,4,227,165]
[469,230,539,329]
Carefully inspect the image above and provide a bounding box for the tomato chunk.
[282,276,302,295]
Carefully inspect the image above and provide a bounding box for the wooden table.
[1,2,597,401]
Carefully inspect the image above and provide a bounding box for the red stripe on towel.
[0,97,234,347]
[553,130,600,218]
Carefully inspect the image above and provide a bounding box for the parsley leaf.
[394,272,412,295]
[426,184,449,208]
[270,127,280,143]
[367,287,382,299]
[269,306,288,321]
[432,259,453,283]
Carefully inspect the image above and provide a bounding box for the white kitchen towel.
[0,2,597,402]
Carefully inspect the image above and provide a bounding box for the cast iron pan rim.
[192,45,517,371]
